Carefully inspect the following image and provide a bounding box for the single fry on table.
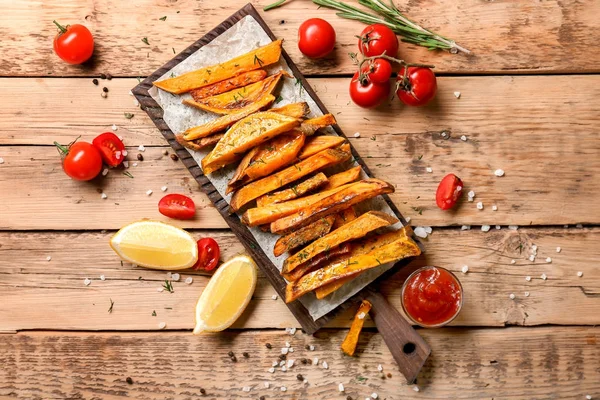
[341,300,373,356]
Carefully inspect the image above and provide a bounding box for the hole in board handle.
[403,342,416,355]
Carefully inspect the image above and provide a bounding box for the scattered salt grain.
[134,99,140,107]
[357,312,366,320]
[46,256,52,261]
[525,292,530,297]
[0,157,4,164]
[289,347,294,353]
[525,276,531,282]
[414,227,428,239]
[111,124,118,131]
[279,360,285,367]
[166,272,172,278]
[322,361,329,369]
[377,364,383,372]
[371,393,378,399]
[84,278,91,286]
[281,348,289,355]
[511,259,516,264]
[303,379,308,384]
[313,357,319,365]
[481,225,490,232]
[529,255,536,262]
[132,162,138,167]
[242,386,251,392]
[289,327,297,335]
[123,161,129,168]
[461,265,469,274]
[285,341,291,348]
[546,257,552,263]
[185,277,193,285]
[586,395,592,400]
[441,132,447,138]
[280,387,287,392]
[508,225,519,230]
[118,135,124,141]
[531,245,537,252]
[426,167,433,173]
[576,223,583,228]
[138,145,146,152]
[461,225,471,230]
[272,361,278,367]
[496,225,501,230]
[338,383,345,392]
[556,247,561,253]
[413,386,420,392]
[309,345,315,351]
[271,294,278,300]
[477,202,484,210]
[268,367,275,373]
[468,190,475,198]
[509,293,515,300]
[541,273,547,280]
[492,205,498,211]
[157,287,164,292]
[172,273,180,281]
[161,186,168,192]
[460,135,467,141]
[353,132,361,138]
[287,359,295,368]
[158,322,166,329]
[102,168,109,176]
[281,366,287,372]
[424,226,433,234]
[405,216,411,223]
[494,169,505,177]
[577,271,584,277]
[122,150,128,157]
[264,382,270,388]
[100,192,108,199]
[100,275,106,281]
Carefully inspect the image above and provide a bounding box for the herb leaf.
[163,280,174,293]
[108,298,114,314]
[141,37,150,46]
[123,171,134,179]
[159,16,167,21]
[124,112,134,119]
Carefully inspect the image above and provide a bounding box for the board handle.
[364,290,431,384]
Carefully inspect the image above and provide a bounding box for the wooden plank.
[2,0,599,76]
[1,227,598,331]
[1,327,599,399]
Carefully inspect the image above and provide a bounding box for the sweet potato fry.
[183,71,287,115]
[341,300,372,356]
[282,211,398,274]
[182,94,275,141]
[190,70,267,101]
[175,133,224,152]
[285,232,421,303]
[230,147,351,212]
[270,102,310,119]
[227,132,306,194]
[298,136,346,160]
[154,40,283,94]
[296,113,337,136]
[332,207,357,230]
[315,227,414,299]
[323,166,362,191]
[242,183,351,227]
[273,215,335,258]
[201,111,301,174]
[271,179,394,235]
[282,242,352,282]
[257,173,328,208]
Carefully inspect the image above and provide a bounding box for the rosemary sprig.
[163,280,174,293]
[264,0,288,11]
[312,0,469,54]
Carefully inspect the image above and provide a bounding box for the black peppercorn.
[300,358,308,365]
[265,343,272,349]
[227,351,234,357]
[170,153,179,161]
[242,352,249,358]
[200,388,206,395]
[346,396,352,400]
[126,377,133,384]
[259,397,265,400]
[106,73,113,80]
[296,374,303,381]
[92,78,98,85]
[230,355,237,362]
[137,153,144,161]
[305,345,310,350]
[102,87,109,93]
[279,354,286,360]
[100,73,107,79]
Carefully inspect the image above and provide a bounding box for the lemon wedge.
[110,220,198,270]
[194,254,257,334]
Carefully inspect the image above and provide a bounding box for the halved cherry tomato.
[361,58,393,84]
[54,138,103,181]
[52,21,94,65]
[298,18,336,59]
[396,66,437,107]
[357,24,399,57]
[436,174,464,210]
[92,132,125,167]
[158,194,196,220]
[193,238,221,271]
[349,71,390,109]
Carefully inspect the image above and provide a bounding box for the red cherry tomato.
[54,139,103,181]
[396,66,437,106]
[361,58,393,84]
[194,238,221,271]
[357,24,399,57]
[92,132,126,167]
[298,18,336,59]
[436,174,464,210]
[52,20,94,65]
[349,71,390,109]
[158,194,196,220]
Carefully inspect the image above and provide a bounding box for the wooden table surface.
[1,0,599,399]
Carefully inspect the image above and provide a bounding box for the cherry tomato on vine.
[436,174,464,210]
[396,66,437,106]
[360,58,393,84]
[357,24,399,57]
[349,71,390,108]
[298,18,336,59]
[54,138,103,181]
[158,194,196,220]
[193,238,221,271]
[52,20,94,64]
[92,132,125,167]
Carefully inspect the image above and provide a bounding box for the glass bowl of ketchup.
[401,266,463,328]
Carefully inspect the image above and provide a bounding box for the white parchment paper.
[150,15,404,321]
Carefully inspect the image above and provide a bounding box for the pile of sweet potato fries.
[154,39,421,305]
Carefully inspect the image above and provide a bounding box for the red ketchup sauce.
[402,266,463,327]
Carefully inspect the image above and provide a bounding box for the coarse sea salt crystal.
[481,225,490,232]
[524,292,530,297]
[285,341,291,348]
[576,223,583,228]
[289,347,294,353]
[322,361,329,369]
[281,348,288,355]
[541,273,547,280]
[279,360,285,367]
[268,367,275,373]
[377,364,383,372]
[242,386,251,392]
[0,157,4,164]
[100,275,106,281]
[461,135,467,141]
[577,271,584,277]
[289,327,297,335]
[461,225,471,230]
[546,257,552,263]
[426,167,433,173]
[492,205,498,211]
[586,395,592,400]
[353,132,361,138]
[371,393,378,399]
[146,189,153,196]
[264,382,270,388]
[494,169,505,177]
[172,273,180,281]
[158,322,166,329]
[281,366,287,372]
[468,190,475,198]
[138,145,146,152]
[271,294,278,300]
[496,225,501,230]
[157,287,163,292]
[525,276,531,282]
[46,256,52,261]
[112,124,118,131]
[477,202,484,210]
[529,255,536,262]
[102,168,109,176]
[556,247,561,253]
[357,312,366,320]
[287,359,294,368]
[405,216,411,223]
[309,345,315,351]
[413,227,428,239]
[461,265,469,274]
[101,193,108,199]
[272,361,278,367]
[280,387,287,392]
[509,293,515,300]
[441,132,448,138]
[185,277,193,284]
[161,186,168,192]
[313,357,319,365]
[511,259,516,264]
[123,161,129,168]
[84,278,91,286]
[338,383,345,392]
[413,386,420,392]
[122,150,128,157]
[424,226,433,234]
[132,162,138,167]
[509,225,519,230]
[454,91,461,98]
